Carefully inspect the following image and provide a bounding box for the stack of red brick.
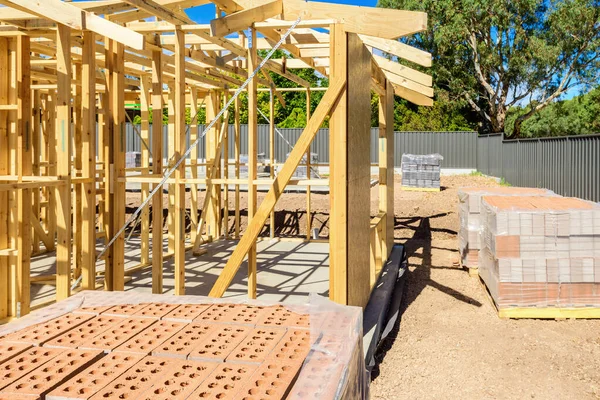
[458,187,554,269]
[479,195,600,308]
[0,300,362,400]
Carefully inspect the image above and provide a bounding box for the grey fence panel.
[394,131,477,168]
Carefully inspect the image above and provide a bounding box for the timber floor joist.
[0,0,432,318]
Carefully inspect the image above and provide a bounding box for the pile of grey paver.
[401,153,443,189]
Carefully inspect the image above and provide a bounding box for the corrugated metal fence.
[477,133,600,202]
[122,125,599,201]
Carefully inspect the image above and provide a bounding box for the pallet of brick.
[478,195,600,319]
[458,187,554,272]
[400,153,443,191]
[0,291,367,400]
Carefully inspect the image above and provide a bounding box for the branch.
[467,31,497,101]
[464,91,491,123]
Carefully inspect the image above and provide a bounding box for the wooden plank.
[31,90,40,255]
[383,69,433,98]
[189,88,199,246]
[328,24,348,305]
[372,54,432,87]
[359,34,432,68]
[121,0,189,25]
[31,210,52,252]
[210,0,282,37]
[73,62,83,284]
[81,31,96,290]
[0,0,146,50]
[208,77,345,298]
[247,25,258,299]
[174,28,186,295]
[167,90,175,254]
[205,91,221,240]
[283,0,427,39]
[0,37,11,319]
[140,75,150,267]
[222,91,229,240]
[151,48,164,294]
[384,80,395,255]
[55,25,71,301]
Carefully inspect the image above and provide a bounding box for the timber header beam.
[210,0,282,37]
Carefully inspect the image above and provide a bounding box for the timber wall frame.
[0,0,432,319]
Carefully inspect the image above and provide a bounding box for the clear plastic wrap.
[0,291,367,400]
[401,153,443,189]
[478,195,600,308]
[457,187,555,268]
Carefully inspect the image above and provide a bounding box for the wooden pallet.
[401,186,441,192]
[478,276,600,320]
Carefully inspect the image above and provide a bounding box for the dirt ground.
[370,175,600,400]
[124,174,600,399]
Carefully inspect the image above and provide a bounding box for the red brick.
[0,314,94,346]
[255,306,310,329]
[152,324,217,359]
[113,320,187,355]
[162,304,210,323]
[187,325,251,362]
[265,329,312,364]
[101,303,150,318]
[194,304,268,325]
[46,353,143,400]
[78,318,155,353]
[0,349,102,397]
[88,356,173,400]
[0,347,65,391]
[131,303,180,320]
[43,316,125,349]
[137,359,219,400]
[237,359,303,400]
[0,394,40,400]
[0,343,32,365]
[226,327,286,364]
[186,363,257,400]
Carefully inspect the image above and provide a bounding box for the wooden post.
[0,37,9,318]
[55,25,72,300]
[73,62,82,282]
[167,89,175,253]
[190,88,199,245]
[379,79,395,259]
[106,39,125,291]
[305,88,311,240]
[140,75,151,267]
[205,91,220,240]
[234,96,241,239]
[329,26,372,307]
[81,31,96,290]
[32,89,41,254]
[174,28,186,295]
[247,25,258,299]
[151,48,164,294]
[222,90,229,239]
[15,35,31,315]
[269,87,275,239]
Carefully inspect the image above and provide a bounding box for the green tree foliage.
[506,86,600,137]
[378,0,600,137]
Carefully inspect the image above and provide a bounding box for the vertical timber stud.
[151,48,164,294]
[73,63,82,283]
[306,88,311,240]
[167,90,175,253]
[81,31,96,290]
[329,26,372,307]
[234,96,241,238]
[56,25,71,301]
[384,80,395,255]
[109,40,126,291]
[269,87,275,239]
[174,28,186,295]
[0,37,9,318]
[32,90,40,255]
[140,75,151,267]
[16,34,31,315]
[190,88,199,245]
[205,92,219,240]
[247,25,258,299]
[222,91,229,239]
[329,24,348,304]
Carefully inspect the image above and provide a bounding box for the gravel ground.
[124,174,600,399]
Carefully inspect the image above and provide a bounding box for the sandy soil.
[124,175,600,399]
[370,175,600,400]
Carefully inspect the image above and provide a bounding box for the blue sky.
[185,0,378,23]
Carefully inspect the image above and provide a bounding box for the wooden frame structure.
[0,0,432,319]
